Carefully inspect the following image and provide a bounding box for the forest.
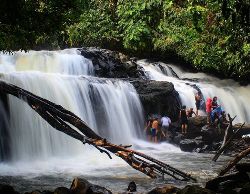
[0,0,250,82]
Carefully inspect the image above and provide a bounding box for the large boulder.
[233,123,250,137]
[0,93,10,161]
[79,47,145,78]
[206,171,250,193]
[79,48,182,121]
[147,184,179,194]
[0,184,19,194]
[131,80,181,121]
[70,177,112,194]
[54,187,71,194]
[187,116,207,133]
[179,138,204,152]
[177,185,215,194]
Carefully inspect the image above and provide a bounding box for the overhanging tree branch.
[0,80,195,181]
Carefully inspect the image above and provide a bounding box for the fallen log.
[219,147,250,176]
[212,115,244,162]
[0,80,195,181]
[222,114,236,147]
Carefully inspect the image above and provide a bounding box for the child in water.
[151,118,159,143]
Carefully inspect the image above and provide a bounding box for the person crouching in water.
[180,106,188,134]
[151,118,159,143]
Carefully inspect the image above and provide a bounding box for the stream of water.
[0,49,246,193]
[137,60,250,123]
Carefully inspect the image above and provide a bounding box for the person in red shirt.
[206,98,212,124]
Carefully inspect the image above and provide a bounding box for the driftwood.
[222,114,236,147]
[212,115,244,162]
[0,80,195,181]
[219,147,250,176]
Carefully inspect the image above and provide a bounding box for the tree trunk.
[0,80,195,181]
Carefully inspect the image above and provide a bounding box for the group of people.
[144,115,172,143]
[180,92,229,135]
[206,96,229,133]
[179,91,202,134]
[144,91,229,142]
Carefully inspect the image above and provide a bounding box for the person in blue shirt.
[211,106,223,125]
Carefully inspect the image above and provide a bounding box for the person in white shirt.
[160,116,171,139]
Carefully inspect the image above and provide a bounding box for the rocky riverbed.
[1,169,250,194]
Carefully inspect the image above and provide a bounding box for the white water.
[0,49,238,192]
[0,49,148,163]
[0,49,94,75]
[138,60,250,123]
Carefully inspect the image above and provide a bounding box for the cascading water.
[0,50,234,193]
[0,49,144,162]
[0,49,94,75]
[138,60,250,123]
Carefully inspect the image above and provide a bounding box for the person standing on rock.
[161,115,171,140]
[212,96,218,110]
[180,106,188,134]
[206,98,212,124]
[187,108,197,118]
[195,91,202,116]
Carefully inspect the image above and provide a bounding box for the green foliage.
[68,8,118,47]
[0,0,85,50]
[1,0,250,82]
[153,0,250,81]
[116,0,162,51]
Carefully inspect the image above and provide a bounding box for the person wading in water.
[160,115,171,140]
[151,118,159,143]
[144,116,153,141]
[180,106,188,134]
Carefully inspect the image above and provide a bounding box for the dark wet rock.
[151,62,179,78]
[172,133,184,145]
[170,115,250,154]
[131,80,181,121]
[206,171,250,193]
[25,191,41,194]
[41,191,53,194]
[70,177,112,194]
[0,184,19,194]
[127,181,136,192]
[177,185,215,194]
[235,163,250,173]
[0,93,10,161]
[147,184,179,194]
[25,190,53,194]
[187,116,207,133]
[54,187,71,194]
[179,138,204,152]
[240,182,250,194]
[227,137,250,154]
[79,47,146,79]
[233,123,250,137]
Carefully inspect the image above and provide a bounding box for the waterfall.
[0,49,144,162]
[137,60,250,123]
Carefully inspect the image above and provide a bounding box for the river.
[0,49,246,193]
